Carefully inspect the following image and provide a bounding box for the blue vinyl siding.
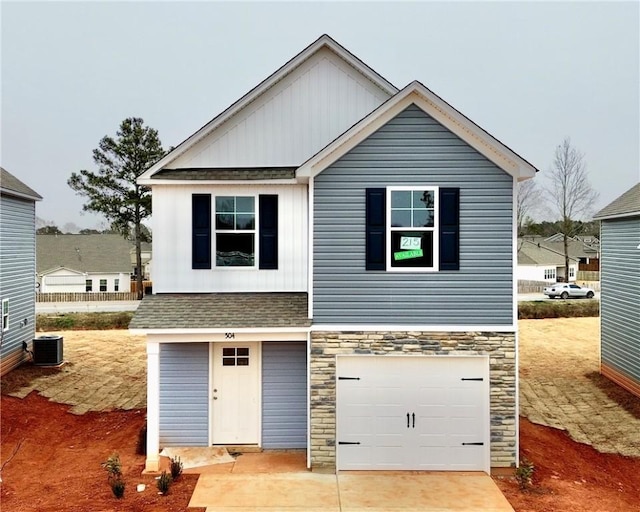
[159,343,209,446]
[313,105,514,325]
[262,342,307,448]
[600,217,640,384]
[0,195,37,376]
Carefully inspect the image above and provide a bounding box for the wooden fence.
[37,292,138,302]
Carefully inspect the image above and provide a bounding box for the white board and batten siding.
[152,185,308,293]
[170,48,391,169]
[0,194,37,376]
[336,355,490,472]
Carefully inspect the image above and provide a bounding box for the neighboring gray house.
[593,183,640,398]
[130,35,538,474]
[37,234,132,293]
[0,167,42,376]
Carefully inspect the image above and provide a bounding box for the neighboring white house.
[37,234,132,293]
[517,238,579,282]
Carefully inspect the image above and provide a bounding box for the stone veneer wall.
[310,330,516,470]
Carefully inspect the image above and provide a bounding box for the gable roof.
[297,81,539,181]
[139,35,398,182]
[36,234,133,274]
[593,183,640,220]
[0,167,42,201]
[517,239,580,265]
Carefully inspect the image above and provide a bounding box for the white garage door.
[336,356,490,472]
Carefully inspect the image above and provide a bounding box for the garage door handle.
[407,413,410,428]
[462,442,484,446]
[461,378,484,381]
[412,413,415,428]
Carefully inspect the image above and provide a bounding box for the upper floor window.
[388,187,438,270]
[2,299,9,331]
[215,196,255,267]
[99,279,108,292]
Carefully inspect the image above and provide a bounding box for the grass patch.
[36,312,133,331]
[518,300,599,319]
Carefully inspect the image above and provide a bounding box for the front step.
[221,445,263,453]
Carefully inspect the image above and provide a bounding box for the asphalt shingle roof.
[37,234,133,274]
[0,167,42,201]
[593,183,640,220]
[153,168,297,180]
[129,293,311,330]
[517,239,579,265]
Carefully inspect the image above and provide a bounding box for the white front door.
[336,356,489,471]
[211,342,259,444]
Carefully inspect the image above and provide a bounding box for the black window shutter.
[192,194,211,269]
[366,188,386,270]
[439,188,460,271]
[259,195,278,269]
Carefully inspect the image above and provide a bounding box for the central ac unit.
[33,335,64,366]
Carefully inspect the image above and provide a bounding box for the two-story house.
[130,35,538,474]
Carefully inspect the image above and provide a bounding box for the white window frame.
[569,266,575,279]
[99,279,108,292]
[114,278,120,292]
[2,299,9,332]
[544,268,556,280]
[214,195,258,269]
[386,186,439,272]
[86,279,93,292]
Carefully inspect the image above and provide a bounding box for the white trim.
[208,342,214,446]
[143,179,298,186]
[138,35,398,182]
[132,328,309,339]
[298,82,538,181]
[307,178,314,319]
[2,298,9,332]
[213,194,258,270]
[310,324,516,333]
[386,186,439,272]
[145,341,160,472]
[515,328,520,468]
[512,177,518,327]
[593,211,640,221]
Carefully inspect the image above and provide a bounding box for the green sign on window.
[394,249,424,261]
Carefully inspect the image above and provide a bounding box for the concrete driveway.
[189,472,514,511]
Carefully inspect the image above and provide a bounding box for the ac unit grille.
[33,336,64,366]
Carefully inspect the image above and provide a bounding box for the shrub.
[157,470,172,494]
[101,453,122,478]
[37,311,134,331]
[169,455,183,480]
[110,476,126,499]
[515,458,535,490]
[136,424,147,456]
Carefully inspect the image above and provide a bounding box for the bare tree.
[545,138,599,280]
[517,179,542,236]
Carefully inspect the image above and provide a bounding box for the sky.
[2,1,639,230]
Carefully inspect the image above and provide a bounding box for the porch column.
[145,341,160,472]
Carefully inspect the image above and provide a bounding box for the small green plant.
[110,476,126,499]
[157,470,172,494]
[101,453,122,478]
[169,455,183,480]
[515,458,535,490]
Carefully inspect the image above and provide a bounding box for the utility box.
[33,335,64,366]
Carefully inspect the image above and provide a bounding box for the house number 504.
[225,333,235,339]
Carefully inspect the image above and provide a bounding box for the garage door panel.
[337,356,489,472]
